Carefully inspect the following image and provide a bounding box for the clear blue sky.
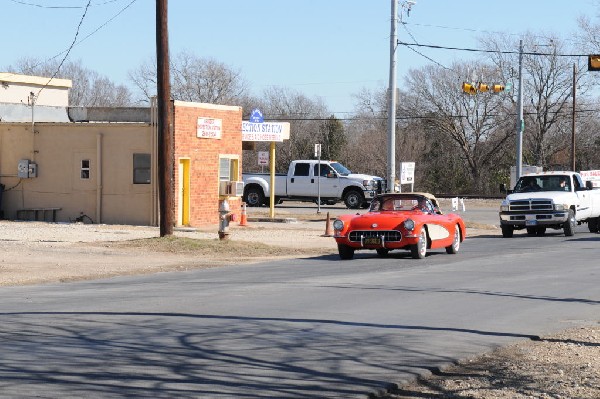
[2,0,598,115]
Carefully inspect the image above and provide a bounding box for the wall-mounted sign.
[249,108,264,123]
[197,117,222,139]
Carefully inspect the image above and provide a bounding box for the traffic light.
[588,55,600,71]
[477,83,489,93]
[492,84,505,93]
[462,82,476,95]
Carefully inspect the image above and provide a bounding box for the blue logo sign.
[250,108,264,123]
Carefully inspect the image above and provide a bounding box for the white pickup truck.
[499,171,600,237]
[242,160,386,209]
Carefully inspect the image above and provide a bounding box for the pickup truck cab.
[242,160,386,209]
[499,171,600,237]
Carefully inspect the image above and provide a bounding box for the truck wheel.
[588,217,599,233]
[244,186,265,207]
[536,227,546,236]
[526,227,536,236]
[564,209,576,236]
[337,244,355,260]
[501,225,514,238]
[343,189,364,209]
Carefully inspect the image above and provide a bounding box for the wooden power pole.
[156,0,174,236]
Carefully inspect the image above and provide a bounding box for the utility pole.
[386,0,398,192]
[571,63,576,171]
[516,39,524,181]
[156,0,174,236]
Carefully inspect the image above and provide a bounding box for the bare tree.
[6,57,133,107]
[129,51,248,105]
[481,33,588,168]
[401,62,514,192]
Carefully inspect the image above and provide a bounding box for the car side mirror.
[585,180,593,190]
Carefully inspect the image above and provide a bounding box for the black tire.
[376,248,389,257]
[588,217,599,233]
[536,226,546,236]
[564,209,576,237]
[411,229,427,259]
[244,186,265,207]
[526,227,536,236]
[445,224,460,254]
[343,189,364,209]
[337,244,355,260]
[501,225,514,238]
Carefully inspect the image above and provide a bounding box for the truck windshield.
[330,162,351,176]
[514,175,571,193]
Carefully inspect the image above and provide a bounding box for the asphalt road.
[1,226,598,398]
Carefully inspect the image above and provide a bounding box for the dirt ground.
[0,207,598,398]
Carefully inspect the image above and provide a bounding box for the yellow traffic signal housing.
[492,84,505,93]
[588,55,600,71]
[478,83,489,93]
[462,82,476,95]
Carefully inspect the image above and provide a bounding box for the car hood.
[506,191,573,202]
[344,173,384,181]
[343,211,416,229]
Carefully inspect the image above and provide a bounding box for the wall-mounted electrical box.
[17,159,38,178]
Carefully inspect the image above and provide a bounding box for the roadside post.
[315,143,322,214]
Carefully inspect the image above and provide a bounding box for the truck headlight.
[500,200,509,212]
[554,204,566,211]
[403,219,415,231]
[333,219,344,230]
[362,179,375,190]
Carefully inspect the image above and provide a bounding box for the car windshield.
[330,162,351,176]
[514,175,571,193]
[370,195,434,213]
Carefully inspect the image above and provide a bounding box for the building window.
[133,153,151,184]
[81,159,90,179]
[219,156,239,181]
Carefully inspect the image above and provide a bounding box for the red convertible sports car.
[332,193,467,260]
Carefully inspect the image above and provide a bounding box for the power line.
[398,41,587,58]
[36,0,92,98]
[8,0,120,8]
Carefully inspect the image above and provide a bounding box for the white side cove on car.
[241,160,386,209]
[499,171,600,238]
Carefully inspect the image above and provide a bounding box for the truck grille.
[509,199,553,211]
[375,179,386,194]
[348,230,402,242]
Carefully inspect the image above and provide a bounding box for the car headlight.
[403,219,415,231]
[554,204,566,211]
[333,219,344,230]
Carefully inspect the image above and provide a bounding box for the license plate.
[526,220,537,226]
[364,237,382,245]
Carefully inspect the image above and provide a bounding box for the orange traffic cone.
[239,202,248,226]
[322,212,333,237]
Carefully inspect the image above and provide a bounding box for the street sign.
[400,162,415,184]
[258,151,269,166]
[314,143,322,157]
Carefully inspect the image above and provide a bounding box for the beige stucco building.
[0,73,243,226]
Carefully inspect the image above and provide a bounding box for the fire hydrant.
[218,199,232,240]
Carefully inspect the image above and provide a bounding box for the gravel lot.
[0,202,598,398]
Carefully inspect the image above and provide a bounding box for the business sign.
[258,151,269,166]
[580,170,600,187]
[249,108,264,123]
[242,121,289,142]
[400,162,415,184]
[197,117,222,139]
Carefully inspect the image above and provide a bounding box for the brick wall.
[173,102,243,226]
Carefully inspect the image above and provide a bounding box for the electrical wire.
[8,0,120,8]
[398,41,587,58]
[36,0,92,98]
[400,22,455,72]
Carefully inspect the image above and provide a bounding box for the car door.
[286,162,316,197]
[313,163,340,198]
[574,174,592,220]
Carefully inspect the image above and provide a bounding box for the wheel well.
[342,186,363,197]
[244,183,263,195]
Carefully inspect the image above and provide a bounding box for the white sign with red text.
[197,118,222,139]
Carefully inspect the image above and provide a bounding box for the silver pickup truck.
[499,171,600,237]
[242,160,386,209]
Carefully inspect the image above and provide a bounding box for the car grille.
[348,230,402,242]
[509,199,553,211]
